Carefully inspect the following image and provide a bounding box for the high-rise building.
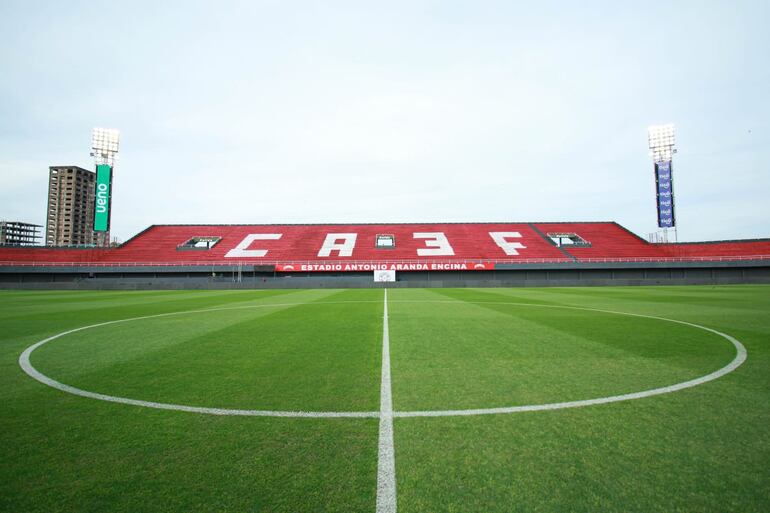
[0,221,42,245]
[45,165,102,246]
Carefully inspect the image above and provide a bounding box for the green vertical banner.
[94,164,112,232]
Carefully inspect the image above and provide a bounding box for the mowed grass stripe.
[0,290,336,403]
[29,303,305,374]
[388,289,735,410]
[0,289,316,349]
[461,300,735,374]
[1,400,379,512]
[27,290,384,411]
[475,284,770,318]
[0,289,317,325]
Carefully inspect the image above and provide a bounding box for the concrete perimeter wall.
[1,262,769,290]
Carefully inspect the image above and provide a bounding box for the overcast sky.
[1,0,768,243]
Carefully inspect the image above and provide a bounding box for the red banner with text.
[274,262,495,272]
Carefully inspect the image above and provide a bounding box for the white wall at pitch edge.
[374,270,396,282]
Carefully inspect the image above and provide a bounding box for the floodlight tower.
[648,123,677,242]
[90,128,120,247]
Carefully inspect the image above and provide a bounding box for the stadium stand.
[1,222,768,268]
[103,223,568,263]
[0,247,110,264]
[658,240,770,259]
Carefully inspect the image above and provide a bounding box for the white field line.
[18,299,747,420]
[376,289,397,513]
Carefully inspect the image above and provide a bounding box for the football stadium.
[3,225,770,513]
[3,3,770,513]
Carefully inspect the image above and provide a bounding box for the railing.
[1,254,770,267]
[573,255,770,262]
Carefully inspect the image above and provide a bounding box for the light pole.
[648,123,677,242]
[90,128,120,247]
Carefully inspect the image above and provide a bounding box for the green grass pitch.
[1,285,769,512]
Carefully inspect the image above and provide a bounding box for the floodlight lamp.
[91,127,121,165]
[648,123,676,162]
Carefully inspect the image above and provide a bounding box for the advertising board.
[374,270,396,282]
[655,160,675,228]
[94,164,112,232]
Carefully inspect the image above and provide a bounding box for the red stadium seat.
[1,222,768,266]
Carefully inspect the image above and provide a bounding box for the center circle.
[19,300,746,418]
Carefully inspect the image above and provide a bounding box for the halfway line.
[375,289,397,513]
